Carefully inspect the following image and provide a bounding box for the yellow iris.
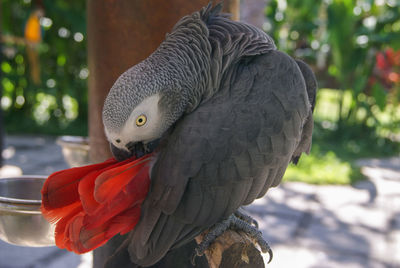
[136,115,147,126]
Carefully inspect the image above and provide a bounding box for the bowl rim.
[0,175,46,206]
[56,135,90,150]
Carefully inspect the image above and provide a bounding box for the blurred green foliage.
[1,0,87,135]
[265,0,400,134]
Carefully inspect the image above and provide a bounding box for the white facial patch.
[105,94,162,150]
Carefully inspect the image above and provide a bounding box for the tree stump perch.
[195,229,265,268]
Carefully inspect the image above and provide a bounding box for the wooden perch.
[195,229,265,268]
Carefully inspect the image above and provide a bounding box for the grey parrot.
[102,3,316,267]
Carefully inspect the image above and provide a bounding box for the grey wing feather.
[114,50,314,267]
[291,59,317,164]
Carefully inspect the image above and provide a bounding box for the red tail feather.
[94,155,152,203]
[53,203,83,247]
[41,200,81,225]
[77,170,101,215]
[80,206,141,253]
[40,155,152,254]
[60,205,142,254]
[78,158,137,214]
[83,165,150,230]
[41,159,117,210]
[106,206,141,236]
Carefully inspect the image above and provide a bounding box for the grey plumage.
[103,3,316,267]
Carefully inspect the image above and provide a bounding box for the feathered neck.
[200,3,276,95]
[150,3,276,112]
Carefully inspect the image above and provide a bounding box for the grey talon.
[194,212,273,264]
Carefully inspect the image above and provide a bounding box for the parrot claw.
[234,209,259,228]
[193,212,273,265]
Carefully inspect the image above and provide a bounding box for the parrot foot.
[192,213,272,265]
[234,209,259,228]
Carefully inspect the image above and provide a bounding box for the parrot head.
[102,58,189,161]
[102,12,212,162]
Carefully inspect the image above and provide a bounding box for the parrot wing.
[107,50,315,266]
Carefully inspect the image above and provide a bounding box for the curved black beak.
[110,139,160,162]
[110,143,133,162]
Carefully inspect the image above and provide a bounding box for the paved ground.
[0,135,399,268]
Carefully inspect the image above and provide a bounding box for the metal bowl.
[57,136,90,167]
[0,176,55,247]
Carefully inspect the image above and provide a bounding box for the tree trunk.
[224,0,240,21]
[240,0,267,29]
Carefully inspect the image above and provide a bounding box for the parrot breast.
[40,154,152,254]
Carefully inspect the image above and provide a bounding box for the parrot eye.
[136,115,147,126]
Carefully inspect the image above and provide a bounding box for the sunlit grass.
[283,145,362,185]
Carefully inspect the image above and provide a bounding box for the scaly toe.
[234,209,259,228]
[193,212,273,264]
[192,215,234,264]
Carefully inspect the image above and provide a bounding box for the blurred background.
[0,0,399,267]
